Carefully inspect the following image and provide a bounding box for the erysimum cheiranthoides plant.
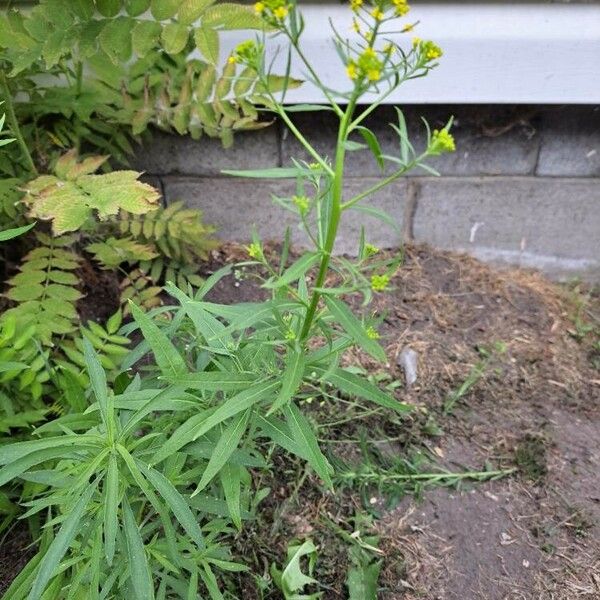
[0,1,459,599]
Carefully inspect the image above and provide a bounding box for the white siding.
[217,3,600,104]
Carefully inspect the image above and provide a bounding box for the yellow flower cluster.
[292,195,310,214]
[366,326,380,340]
[430,129,456,155]
[413,38,443,61]
[247,242,263,259]
[392,0,410,16]
[364,243,379,257]
[228,39,261,66]
[254,0,291,22]
[370,274,390,292]
[351,0,410,18]
[347,47,384,82]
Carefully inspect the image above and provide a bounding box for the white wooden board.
[215,3,600,104]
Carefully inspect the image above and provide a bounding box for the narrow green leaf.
[0,222,35,242]
[219,464,242,530]
[136,460,205,549]
[83,338,110,428]
[129,302,187,378]
[192,379,278,440]
[324,297,387,363]
[283,403,332,489]
[356,126,384,171]
[256,415,308,460]
[222,167,308,179]
[316,368,411,414]
[28,481,98,600]
[166,371,258,391]
[103,454,119,566]
[268,348,304,415]
[122,497,155,600]
[193,410,249,495]
[263,253,318,289]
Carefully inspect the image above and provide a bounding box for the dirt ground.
[1,243,598,599]
[205,243,599,599]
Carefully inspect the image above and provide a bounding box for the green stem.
[298,94,358,342]
[0,71,37,175]
[340,467,517,483]
[341,153,428,210]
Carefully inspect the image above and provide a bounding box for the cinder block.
[412,177,600,279]
[537,107,600,176]
[132,127,280,176]
[162,176,408,255]
[281,106,540,177]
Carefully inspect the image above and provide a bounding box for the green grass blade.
[165,371,258,391]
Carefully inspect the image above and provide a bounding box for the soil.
[202,243,599,599]
[1,243,598,599]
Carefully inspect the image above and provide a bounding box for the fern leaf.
[24,152,160,234]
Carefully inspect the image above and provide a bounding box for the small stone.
[397,347,418,386]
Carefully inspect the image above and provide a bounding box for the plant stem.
[341,153,427,210]
[298,94,358,342]
[0,71,37,175]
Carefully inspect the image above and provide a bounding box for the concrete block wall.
[134,105,600,281]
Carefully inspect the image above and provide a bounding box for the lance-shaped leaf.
[313,367,412,415]
[324,296,387,363]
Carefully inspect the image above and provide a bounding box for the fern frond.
[23,150,160,235]
[3,232,81,345]
[119,200,216,262]
[86,236,158,269]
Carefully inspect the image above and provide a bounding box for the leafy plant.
[271,539,323,600]
[0,2,518,598]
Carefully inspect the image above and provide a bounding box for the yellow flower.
[293,195,310,213]
[371,7,385,21]
[365,243,379,257]
[383,42,395,55]
[424,41,443,60]
[392,0,410,16]
[247,242,263,259]
[363,47,377,58]
[401,22,415,33]
[430,128,456,154]
[371,274,390,292]
[412,36,421,48]
[352,18,360,33]
[254,1,265,14]
[227,55,238,64]
[366,326,380,340]
[367,68,381,81]
[273,5,288,19]
[350,0,363,12]
[365,30,373,42]
[346,61,358,80]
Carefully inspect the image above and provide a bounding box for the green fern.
[3,232,81,345]
[119,200,216,261]
[86,236,158,268]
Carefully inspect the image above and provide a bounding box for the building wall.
[134,105,600,281]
